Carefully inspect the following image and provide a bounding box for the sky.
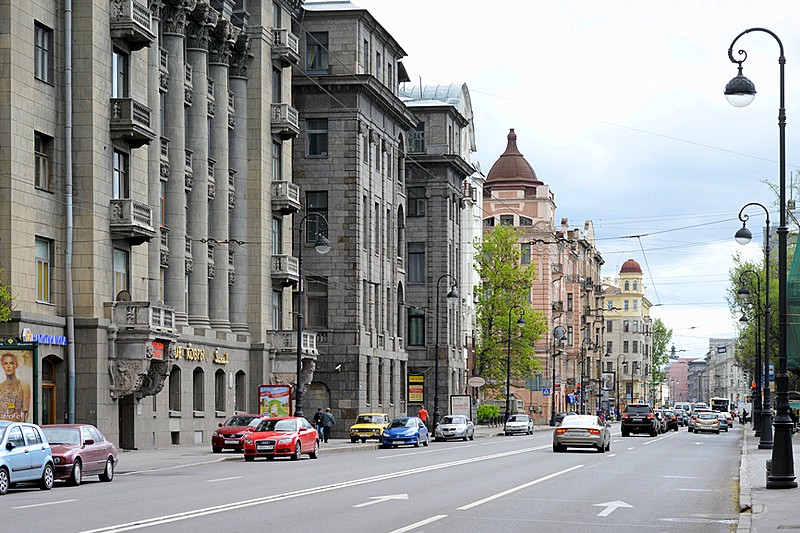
[306,0,800,359]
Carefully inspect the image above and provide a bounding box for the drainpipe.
[64,0,76,423]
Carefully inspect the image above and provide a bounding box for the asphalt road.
[1,425,742,532]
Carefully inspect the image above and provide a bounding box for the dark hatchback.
[621,404,657,437]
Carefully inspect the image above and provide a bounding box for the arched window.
[235,370,247,411]
[169,365,181,411]
[193,367,204,412]
[624,281,629,291]
[214,369,226,412]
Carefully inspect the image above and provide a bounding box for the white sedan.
[434,415,474,441]
[553,415,611,453]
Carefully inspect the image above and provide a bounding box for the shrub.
[477,404,500,423]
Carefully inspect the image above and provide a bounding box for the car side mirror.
[299,427,308,432]
[218,423,224,428]
[6,441,14,451]
[83,439,95,446]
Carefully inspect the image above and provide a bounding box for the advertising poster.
[408,374,424,403]
[258,384,293,417]
[0,348,34,423]
[601,371,615,392]
[449,395,472,419]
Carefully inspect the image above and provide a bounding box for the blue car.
[0,421,54,495]
[381,416,429,448]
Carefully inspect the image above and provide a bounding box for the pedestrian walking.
[417,406,429,429]
[321,407,335,443]
[313,408,324,442]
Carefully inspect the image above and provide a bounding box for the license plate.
[224,439,239,445]
[257,445,274,451]
[567,430,584,434]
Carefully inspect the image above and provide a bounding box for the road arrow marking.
[594,500,633,517]
[353,494,409,508]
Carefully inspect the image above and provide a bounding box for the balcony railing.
[269,330,318,356]
[271,28,300,67]
[110,98,155,148]
[270,102,300,139]
[110,198,156,245]
[271,254,299,287]
[271,181,300,215]
[110,0,155,51]
[111,301,176,334]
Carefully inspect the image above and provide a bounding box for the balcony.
[110,98,155,148]
[271,28,300,67]
[270,102,300,139]
[269,330,319,356]
[110,199,156,245]
[271,254,299,287]
[271,181,300,215]
[110,0,155,51]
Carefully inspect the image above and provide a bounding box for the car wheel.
[291,442,302,460]
[413,436,420,447]
[69,459,82,486]
[716,430,720,434]
[621,430,629,437]
[463,435,468,442]
[0,467,8,496]
[423,434,429,447]
[40,463,54,491]
[360,438,366,443]
[309,440,319,459]
[650,430,657,437]
[99,458,115,482]
[606,440,611,452]
[212,447,222,453]
[598,443,605,453]
[504,432,510,436]
[244,455,255,462]
[350,437,357,443]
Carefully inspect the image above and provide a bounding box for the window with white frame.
[34,22,53,84]
[306,118,328,156]
[272,289,282,330]
[34,132,53,191]
[35,237,52,303]
[113,248,129,300]
[112,48,129,98]
[113,149,129,199]
[272,141,282,180]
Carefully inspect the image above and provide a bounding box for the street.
[0,424,741,532]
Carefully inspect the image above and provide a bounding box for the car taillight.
[555,428,567,434]
[621,413,629,419]
[588,429,600,435]
[647,414,654,419]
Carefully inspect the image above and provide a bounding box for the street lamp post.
[725,27,796,488]
[294,213,331,418]
[504,305,526,421]
[735,202,773,448]
[433,274,459,429]
[550,326,566,426]
[738,270,763,435]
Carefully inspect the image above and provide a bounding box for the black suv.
[621,404,657,437]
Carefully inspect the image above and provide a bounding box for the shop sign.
[173,344,229,364]
[20,328,67,346]
[408,374,424,403]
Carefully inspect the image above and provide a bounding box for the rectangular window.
[387,62,393,88]
[272,290,283,330]
[407,187,425,217]
[112,49,129,98]
[35,237,52,303]
[567,326,573,346]
[363,39,369,73]
[306,191,328,241]
[272,216,282,255]
[305,32,329,73]
[633,300,639,311]
[499,215,514,226]
[632,320,639,333]
[272,141,282,180]
[606,320,613,333]
[567,293,573,312]
[307,277,328,328]
[375,51,381,81]
[623,341,629,353]
[606,340,612,354]
[34,22,53,83]
[363,132,369,163]
[408,309,425,346]
[623,320,629,333]
[407,242,425,282]
[272,65,282,103]
[632,340,639,354]
[483,217,495,227]
[519,216,533,226]
[306,118,328,156]
[623,299,629,311]
[408,122,425,153]
[520,243,531,265]
[113,248,129,300]
[34,132,52,191]
[113,149,129,199]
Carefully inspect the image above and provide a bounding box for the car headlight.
[244,439,253,444]
[53,457,62,464]
[278,438,293,444]
[212,431,219,437]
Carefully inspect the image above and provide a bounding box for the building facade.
[705,338,747,406]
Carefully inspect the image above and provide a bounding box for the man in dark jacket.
[313,408,324,442]
[321,407,335,443]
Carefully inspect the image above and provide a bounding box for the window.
[519,216,533,226]
[34,22,53,83]
[112,49,129,98]
[272,216,282,254]
[606,320,613,333]
[632,341,639,354]
[306,118,328,156]
[623,320,629,332]
[363,131,369,163]
[35,237,52,303]
[407,187,425,217]
[113,149,129,199]
[306,191,328,241]
[623,341,629,353]
[567,293,573,312]
[499,215,514,226]
[215,369,226,411]
[235,370,246,411]
[520,243,531,265]
[375,51,381,81]
[633,280,638,291]
[272,141,282,180]
[567,326,573,346]
[408,122,425,153]
[408,309,425,346]
[272,289,282,330]
[307,276,328,328]
[606,340,613,354]
[113,248,129,300]
[169,366,181,411]
[624,280,629,291]
[387,61,393,88]
[633,300,639,311]
[607,300,614,311]
[193,368,204,411]
[363,39,370,73]
[272,65,281,103]
[483,217,495,227]
[407,242,425,282]
[34,132,52,191]
[623,299,629,311]
[632,320,639,333]
[305,32,328,73]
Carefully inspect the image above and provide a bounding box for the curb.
[737,430,752,533]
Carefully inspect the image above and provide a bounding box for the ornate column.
[185,3,218,328]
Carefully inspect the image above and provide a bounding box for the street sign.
[542,387,551,396]
[467,376,486,388]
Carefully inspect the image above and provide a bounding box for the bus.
[710,397,730,413]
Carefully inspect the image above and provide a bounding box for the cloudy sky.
[307,0,800,358]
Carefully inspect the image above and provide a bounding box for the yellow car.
[349,413,390,443]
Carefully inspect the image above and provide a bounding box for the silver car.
[434,415,475,442]
[504,414,533,436]
[553,415,611,453]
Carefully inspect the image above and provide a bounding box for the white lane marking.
[643,441,653,445]
[663,475,697,479]
[627,447,635,450]
[457,464,584,510]
[80,445,547,533]
[607,453,617,457]
[677,488,716,492]
[377,444,479,458]
[119,457,230,476]
[206,476,243,483]
[388,515,448,533]
[14,499,77,509]
[354,493,409,508]
[594,500,633,517]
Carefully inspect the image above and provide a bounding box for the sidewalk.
[738,425,800,532]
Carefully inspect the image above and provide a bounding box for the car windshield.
[356,415,385,424]
[442,416,466,425]
[42,427,81,445]
[256,419,296,432]
[224,416,258,427]
[625,405,652,414]
[508,415,527,422]
[388,418,415,429]
[561,416,598,428]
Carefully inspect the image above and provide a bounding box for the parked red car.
[211,414,261,453]
[41,424,117,485]
[242,416,318,461]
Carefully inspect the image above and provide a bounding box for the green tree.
[0,267,12,323]
[474,225,547,398]
[651,318,672,383]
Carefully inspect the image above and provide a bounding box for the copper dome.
[485,129,542,188]
[620,259,642,274]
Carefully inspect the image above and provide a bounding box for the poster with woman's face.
[601,372,616,392]
[0,349,33,422]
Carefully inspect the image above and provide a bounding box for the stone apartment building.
[0,0,312,448]
[705,338,746,406]
[482,129,604,422]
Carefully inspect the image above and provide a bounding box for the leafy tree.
[651,318,672,384]
[474,225,547,398]
[0,267,12,323]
